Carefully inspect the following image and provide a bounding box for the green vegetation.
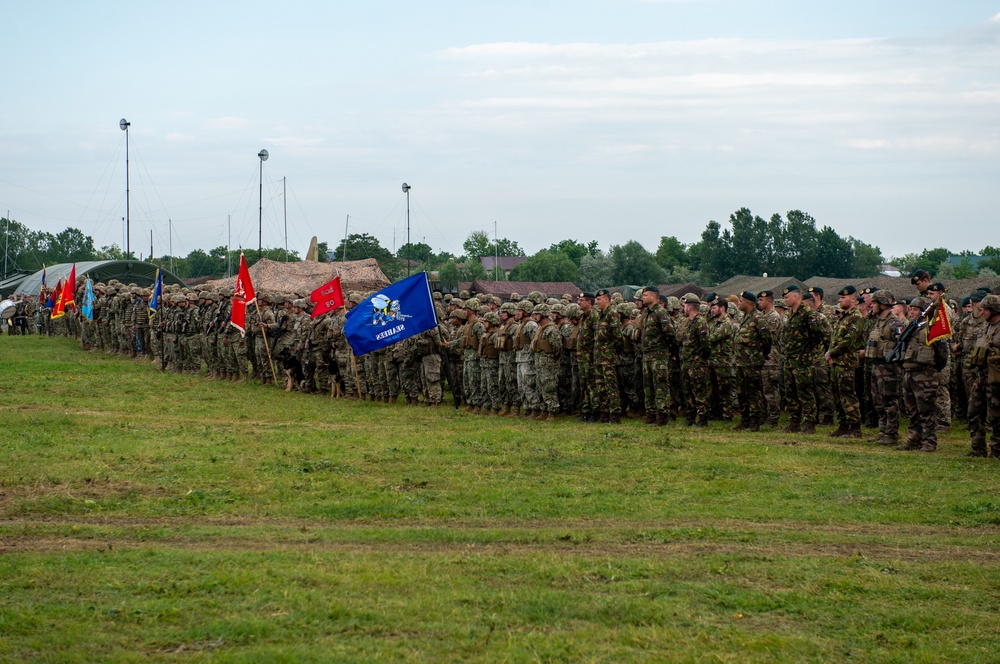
[2,336,999,661]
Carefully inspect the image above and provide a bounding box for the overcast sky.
[2,1,998,264]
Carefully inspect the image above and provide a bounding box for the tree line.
[4,210,998,287]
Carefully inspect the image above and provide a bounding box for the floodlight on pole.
[120,118,130,256]
[401,182,411,276]
[258,149,268,257]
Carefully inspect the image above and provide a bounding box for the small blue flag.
[148,269,164,319]
[344,272,438,356]
[81,279,95,321]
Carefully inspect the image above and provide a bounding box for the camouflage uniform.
[415,327,444,405]
[826,301,865,435]
[577,304,599,418]
[617,305,641,415]
[514,304,541,415]
[531,305,562,417]
[733,307,772,429]
[557,310,577,414]
[900,311,949,452]
[640,299,675,424]
[477,313,502,412]
[966,295,1000,457]
[867,295,906,445]
[707,309,737,420]
[678,297,711,426]
[498,306,519,414]
[461,304,485,410]
[592,300,622,421]
[784,298,827,432]
[760,305,784,425]
[811,304,836,424]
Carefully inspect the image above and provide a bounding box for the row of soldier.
[15,271,1000,457]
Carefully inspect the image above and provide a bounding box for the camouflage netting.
[203,258,390,295]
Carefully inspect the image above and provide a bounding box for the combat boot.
[799,421,816,435]
[746,419,761,432]
[840,428,862,439]
[598,412,610,423]
[920,442,937,452]
[695,416,708,428]
[609,412,622,424]
[545,412,556,422]
[684,415,695,427]
[731,418,748,431]
[654,413,668,427]
[828,425,848,438]
[644,413,657,425]
[501,404,511,417]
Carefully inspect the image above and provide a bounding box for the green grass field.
[2,335,999,662]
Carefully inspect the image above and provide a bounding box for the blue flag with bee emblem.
[344,272,438,356]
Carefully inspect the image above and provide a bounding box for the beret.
[837,285,857,296]
[740,291,758,304]
[783,284,800,295]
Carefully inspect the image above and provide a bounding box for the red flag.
[926,297,952,345]
[229,253,256,335]
[309,276,344,318]
[51,278,65,317]
[62,264,77,310]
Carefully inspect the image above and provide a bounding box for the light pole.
[258,149,269,258]
[401,182,411,276]
[120,118,130,256]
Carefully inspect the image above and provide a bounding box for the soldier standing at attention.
[678,293,711,427]
[592,289,622,423]
[640,286,674,426]
[757,290,784,425]
[925,282,954,432]
[966,293,1000,457]
[733,291,772,432]
[576,293,599,422]
[706,293,736,421]
[806,287,836,425]
[824,285,866,438]
[782,285,826,434]
[531,303,562,420]
[898,297,949,452]
[865,290,906,446]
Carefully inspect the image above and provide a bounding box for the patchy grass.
[2,335,999,662]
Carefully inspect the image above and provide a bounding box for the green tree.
[396,241,433,265]
[811,226,853,278]
[577,252,615,291]
[508,249,579,283]
[462,230,524,262]
[698,220,731,283]
[655,236,689,270]
[333,233,394,262]
[609,241,668,286]
[849,238,884,278]
[316,241,329,262]
[548,239,599,267]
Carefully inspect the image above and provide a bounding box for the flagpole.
[253,298,279,384]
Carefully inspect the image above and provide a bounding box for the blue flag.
[148,269,164,319]
[344,272,438,356]
[81,279,95,321]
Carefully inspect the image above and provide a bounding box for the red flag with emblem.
[925,297,952,345]
[229,253,256,335]
[309,276,344,319]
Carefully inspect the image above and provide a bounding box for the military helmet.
[871,290,895,306]
[909,296,931,310]
[527,291,545,305]
[500,302,516,314]
[564,303,582,318]
[666,296,681,312]
[450,298,464,309]
[463,297,481,311]
[532,303,551,317]
[186,292,198,302]
[517,300,534,313]
[459,290,470,299]
[449,308,467,321]
[774,298,787,308]
[509,292,521,302]
[982,294,1000,313]
[482,311,501,325]
[293,298,309,309]
[443,293,453,302]
[550,303,565,317]
[432,291,442,300]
